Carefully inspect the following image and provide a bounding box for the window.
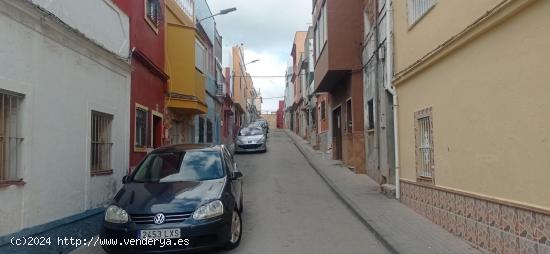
[346,99,352,132]
[206,119,213,143]
[195,39,206,73]
[198,117,205,143]
[367,99,374,130]
[135,107,148,149]
[91,111,113,173]
[320,101,326,120]
[415,107,434,182]
[408,0,435,26]
[151,112,162,148]
[0,91,23,182]
[145,0,161,27]
[314,2,328,60]
[175,0,194,19]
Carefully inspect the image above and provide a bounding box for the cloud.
[208,0,311,112]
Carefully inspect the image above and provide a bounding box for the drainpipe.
[385,0,400,199]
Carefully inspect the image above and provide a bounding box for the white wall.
[31,0,130,58]
[0,0,130,236]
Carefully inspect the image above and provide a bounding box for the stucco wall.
[397,0,550,209]
[0,1,130,236]
[31,0,129,58]
[393,0,503,74]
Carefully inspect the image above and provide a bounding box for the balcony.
[313,0,364,93]
[165,0,207,114]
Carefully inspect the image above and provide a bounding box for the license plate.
[140,228,181,239]
[248,141,252,144]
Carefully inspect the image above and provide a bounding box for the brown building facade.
[313,0,365,173]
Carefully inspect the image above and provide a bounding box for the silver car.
[235,127,267,153]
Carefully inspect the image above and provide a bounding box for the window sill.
[417,176,434,184]
[0,180,26,188]
[91,170,113,177]
[134,146,148,153]
[144,16,159,34]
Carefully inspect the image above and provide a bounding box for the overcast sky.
[208,0,312,113]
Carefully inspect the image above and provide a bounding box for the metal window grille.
[0,92,23,181]
[136,108,148,147]
[408,0,435,25]
[418,116,433,178]
[91,111,113,172]
[146,0,161,26]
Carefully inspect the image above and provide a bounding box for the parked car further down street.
[235,127,267,153]
[252,119,269,134]
[100,144,243,254]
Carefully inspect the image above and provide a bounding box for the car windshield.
[132,151,224,182]
[239,128,264,136]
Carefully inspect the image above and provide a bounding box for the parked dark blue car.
[100,144,243,253]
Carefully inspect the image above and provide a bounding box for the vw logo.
[153,213,165,225]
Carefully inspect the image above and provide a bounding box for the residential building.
[393,0,550,252]
[284,65,294,130]
[231,45,255,127]
[312,0,366,173]
[113,0,169,169]
[276,100,285,129]
[164,0,207,144]
[302,27,317,147]
[362,0,396,186]
[220,67,235,149]
[195,0,221,144]
[290,31,307,137]
[246,77,259,123]
[0,0,130,243]
[254,89,262,115]
[215,30,232,149]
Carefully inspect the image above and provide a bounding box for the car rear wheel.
[224,208,242,250]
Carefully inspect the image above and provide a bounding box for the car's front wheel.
[224,208,242,250]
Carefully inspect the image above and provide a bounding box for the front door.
[332,106,342,160]
[152,115,162,148]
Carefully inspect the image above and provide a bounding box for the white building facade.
[0,0,130,242]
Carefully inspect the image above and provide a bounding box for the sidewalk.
[285,130,483,254]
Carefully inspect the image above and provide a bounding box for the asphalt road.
[73,130,390,254]
[210,130,389,254]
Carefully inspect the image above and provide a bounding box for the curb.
[285,130,400,254]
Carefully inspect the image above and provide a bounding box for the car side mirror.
[231,171,243,180]
[122,175,130,184]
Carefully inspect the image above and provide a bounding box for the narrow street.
[74,130,390,254]
[218,130,390,254]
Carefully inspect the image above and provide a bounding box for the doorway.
[332,106,343,160]
[152,114,162,148]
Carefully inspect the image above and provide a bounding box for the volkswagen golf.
[100,144,244,253]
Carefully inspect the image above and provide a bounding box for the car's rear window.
[239,128,264,136]
[132,151,224,182]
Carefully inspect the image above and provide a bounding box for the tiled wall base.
[400,181,550,254]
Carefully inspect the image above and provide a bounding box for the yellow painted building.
[393,0,550,252]
[164,0,207,143]
[232,45,253,126]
